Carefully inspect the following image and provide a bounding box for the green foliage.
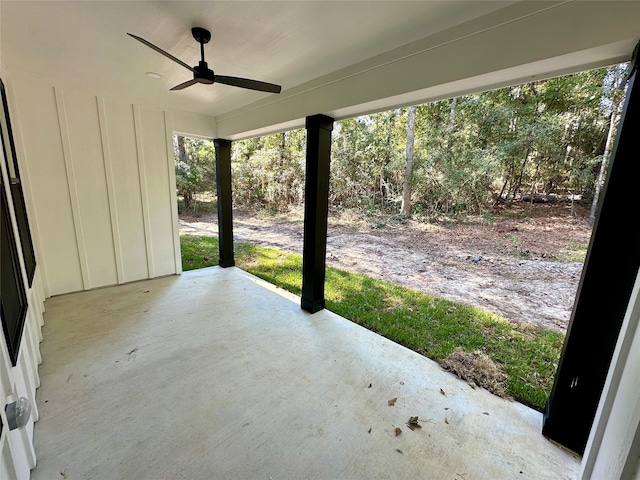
[196,64,624,218]
[180,234,564,411]
[232,130,306,210]
[174,136,217,213]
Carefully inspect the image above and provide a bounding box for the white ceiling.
[0,1,513,117]
[1,1,639,139]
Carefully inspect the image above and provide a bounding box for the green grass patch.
[179,235,219,270]
[552,240,589,263]
[180,234,563,411]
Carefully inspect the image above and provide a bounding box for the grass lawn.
[180,234,564,411]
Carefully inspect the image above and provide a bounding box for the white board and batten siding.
[7,76,216,297]
[0,117,46,479]
[0,76,214,478]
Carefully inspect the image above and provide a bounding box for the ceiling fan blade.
[170,79,201,91]
[127,33,196,74]
[215,75,282,94]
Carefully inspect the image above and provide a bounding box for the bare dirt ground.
[180,203,592,331]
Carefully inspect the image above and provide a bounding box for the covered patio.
[2,2,640,479]
[32,266,578,479]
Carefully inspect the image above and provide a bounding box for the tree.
[174,136,216,211]
[212,63,624,219]
[401,105,417,216]
[589,65,627,226]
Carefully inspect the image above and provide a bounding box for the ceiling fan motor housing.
[195,61,215,84]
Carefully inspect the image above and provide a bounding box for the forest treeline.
[175,64,627,220]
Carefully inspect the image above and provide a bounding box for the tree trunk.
[512,148,531,201]
[401,105,417,216]
[445,97,457,162]
[589,80,624,226]
[449,97,457,129]
[177,135,186,162]
[495,177,509,205]
[177,136,192,209]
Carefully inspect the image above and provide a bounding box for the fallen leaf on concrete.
[395,427,402,436]
[60,470,67,479]
[388,397,398,406]
[406,416,422,430]
[368,427,372,433]
[396,448,403,454]
[444,417,449,424]
[440,388,446,395]
[444,407,450,410]
[483,412,490,416]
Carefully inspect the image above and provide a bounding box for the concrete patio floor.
[31,266,580,479]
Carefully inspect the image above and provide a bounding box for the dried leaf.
[395,427,402,436]
[395,448,403,454]
[406,416,422,430]
[60,471,67,479]
[483,412,490,416]
[388,397,398,406]
[440,388,446,395]
[444,407,450,410]
[444,417,449,424]
[406,419,422,430]
[368,427,372,433]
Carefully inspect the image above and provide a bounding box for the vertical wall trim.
[4,81,50,298]
[132,104,155,278]
[53,88,91,289]
[96,97,125,284]
[164,111,182,274]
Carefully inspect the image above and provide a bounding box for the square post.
[542,45,640,454]
[301,114,334,313]
[214,138,235,268]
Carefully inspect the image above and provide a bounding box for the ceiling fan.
[127,27,282,94]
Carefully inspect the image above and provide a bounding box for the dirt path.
[180,204,591,331]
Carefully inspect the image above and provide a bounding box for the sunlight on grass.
[180,234,564,411]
